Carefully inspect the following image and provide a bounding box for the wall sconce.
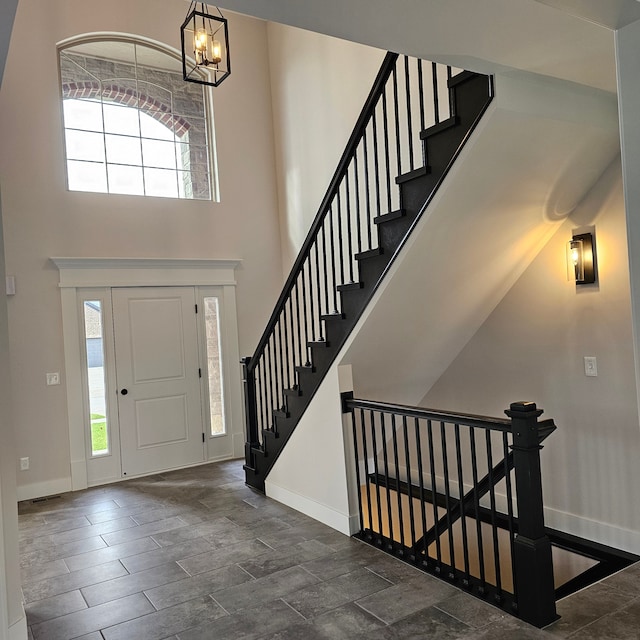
[567,232,596,285]
[181,2,231,87]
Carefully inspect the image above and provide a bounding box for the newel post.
[241,357,259,473]
[506,401,558,628]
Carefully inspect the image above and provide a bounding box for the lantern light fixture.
[567,232,597,285]
[181,2,230,87]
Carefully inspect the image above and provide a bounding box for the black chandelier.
[180,2,231,87]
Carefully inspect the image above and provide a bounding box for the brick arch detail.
[62,81,191,137]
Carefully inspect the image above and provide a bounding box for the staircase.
[243,53,494,492]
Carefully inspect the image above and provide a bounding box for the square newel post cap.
[505,401,543,417]
[506,401,544,448]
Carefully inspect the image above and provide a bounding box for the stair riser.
[356,253,389,289]
[377,215,417,254]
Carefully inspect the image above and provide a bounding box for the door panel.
[113,287,204,476]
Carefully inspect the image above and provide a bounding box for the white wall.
[0,0,283,498]
[343,72,621,405]
[0,1,26,635]
[0,195,26,640]
[616,19,640,466]
[265,364,356,535]
[266,23,384,269]
[421,159,640,551]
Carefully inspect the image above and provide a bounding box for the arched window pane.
[59,38,215,200]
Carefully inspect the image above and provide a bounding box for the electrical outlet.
[584,356,598,377]
[20,457,29,471]
[46,372,60,386]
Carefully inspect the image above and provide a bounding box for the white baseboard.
[359,461,640,553]
[265,480,356,536]
[16,478,72,503]
[8,607,26,640]
[544,506,640,554]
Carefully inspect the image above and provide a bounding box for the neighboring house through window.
[58,37,216,200]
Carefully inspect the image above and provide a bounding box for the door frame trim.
[52,257,242,491]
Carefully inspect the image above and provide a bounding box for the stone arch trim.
[62,81,191,137]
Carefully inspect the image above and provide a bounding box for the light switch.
[584,356,597,377]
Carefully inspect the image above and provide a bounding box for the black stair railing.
[243,52,494,492]
[342,394,558,629]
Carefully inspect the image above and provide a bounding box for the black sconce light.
[181,2,231,87]
[567,232,596,285]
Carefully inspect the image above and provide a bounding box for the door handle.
[120,388,128,395]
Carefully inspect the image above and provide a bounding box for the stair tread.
[284,387,302,396]
[447,69,477,88]
[420,116,459,140]
[374,209,406,225]
[337,281,364,292]
[308,339,330,348]
[321,312,345,321]
[355,247,384,261]
[396,165,431,185]
[295,364,316,373]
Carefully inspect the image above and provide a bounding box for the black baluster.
[486,430,503,598]
[336,190,346,286]
[344,171,354,283]
[469,427,486,592]
[391,414,405,551]
[265,341,274,431]
[455,424,470,583]
[300,264,310,365]
[432,62,440,124]
[404,56,414,171]
[503,431,517,600]
[321,219,330,317]
[426,419,442,567]
[352,409,364,534]
[382,88,392,212]
[361,409,374,534]
[354,147,363,256]
[372,111,382,216]
[402,415,416,553]
[440,421,456,576]
[370,410,384,543]
[415,417,429,564]
[362,129,373,250]
[282,303,291,390]
[392,63,402,178]
[328,205,339,313]
[313,242,322,340]
[418,58,426,132]
[380,413,395,548]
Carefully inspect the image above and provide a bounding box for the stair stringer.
[264,71,620,529]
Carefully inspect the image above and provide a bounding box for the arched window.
[58,37,217,200]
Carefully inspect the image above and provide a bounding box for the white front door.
[112,287,204,477]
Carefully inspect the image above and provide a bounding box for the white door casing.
[113,287,204,477]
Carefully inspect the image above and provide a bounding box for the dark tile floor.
[17,460,640,640]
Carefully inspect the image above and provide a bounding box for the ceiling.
[4,0,640,92]
[534,0,640,28]
[214,0,640,93]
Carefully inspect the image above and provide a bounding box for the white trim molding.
[51,257,241,288]
[265,480,356,536]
